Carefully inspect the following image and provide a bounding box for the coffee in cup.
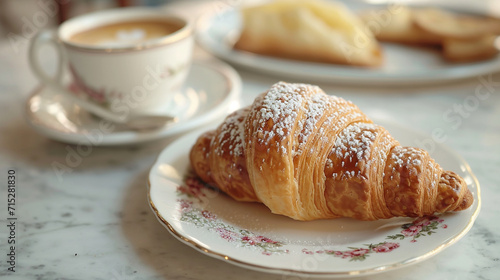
[69,19,184,47]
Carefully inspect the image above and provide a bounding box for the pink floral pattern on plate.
[177,177,288,255]
[387,215,447,243]
[302,242,400,261]
[302,215,447,261]
[177,175,448,260]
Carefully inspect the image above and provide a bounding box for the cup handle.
[29,30,66,87]
[29,30,129,124]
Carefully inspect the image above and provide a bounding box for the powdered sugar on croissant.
[190,82,473,221]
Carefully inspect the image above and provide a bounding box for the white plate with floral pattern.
[196,0,500,85]
[25,60,241,145]
[148,118,481,277]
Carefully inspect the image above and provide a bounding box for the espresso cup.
[29,7,193,122]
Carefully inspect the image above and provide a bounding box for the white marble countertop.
[1,1,499,279]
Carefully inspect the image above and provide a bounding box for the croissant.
[190,82,473,221]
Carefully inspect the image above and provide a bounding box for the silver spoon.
[122,114,178,131]
[58,87,178,131]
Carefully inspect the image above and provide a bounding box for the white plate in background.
[196,0,500,85]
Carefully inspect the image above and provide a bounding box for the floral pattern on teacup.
[69,63,187,107]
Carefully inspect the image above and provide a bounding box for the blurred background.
[2,0,499,41]
[0,0,182,39]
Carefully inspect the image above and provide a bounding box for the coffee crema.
[69,20,183,47]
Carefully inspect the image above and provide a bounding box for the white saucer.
[25,60,241,145]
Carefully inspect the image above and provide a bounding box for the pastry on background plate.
[190,82,473,221]
[233,0,383,67]
[360,6,500,62]
[358,6,442,45]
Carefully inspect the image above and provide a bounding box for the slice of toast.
[443,35,499,63]
[413,8,499,40]
[360,5,499,63]
[359,6,441,45]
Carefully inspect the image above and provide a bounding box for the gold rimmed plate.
[148,118,480,277]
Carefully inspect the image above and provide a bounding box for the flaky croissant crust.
[190,82,473,221]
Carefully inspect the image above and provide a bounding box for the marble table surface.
[1,1,499,279]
